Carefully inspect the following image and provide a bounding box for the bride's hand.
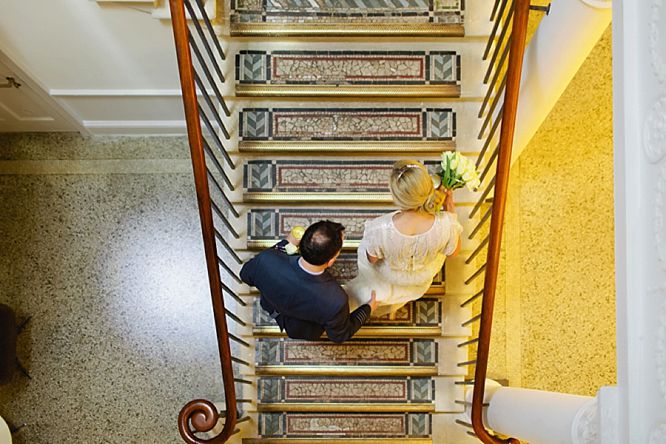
[444,189,455,212]
[368,290,379,312]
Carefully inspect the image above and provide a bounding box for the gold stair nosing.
[239,286,446,297]
[243,192,392,204]
[239,140,455,154]
[240,194,479,205]
[256,402,435,413]
[235,84,461,98]
[248,239,361,251]
[243,439,433,444]
[252,326,442,338]
[255,365,438,377]
[230,22,464,37]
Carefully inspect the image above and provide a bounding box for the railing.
[455,0,531,442]
[168,0,253,442]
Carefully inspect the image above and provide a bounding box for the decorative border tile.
[240,108,456,141]
[236,51,461,85]
[256,338,437,366]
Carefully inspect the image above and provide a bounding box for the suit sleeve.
[324,298,372,344]
[240,252,262,286]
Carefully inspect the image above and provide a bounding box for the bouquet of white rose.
[434,151,481,192]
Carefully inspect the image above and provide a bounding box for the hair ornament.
[396,163,421,180]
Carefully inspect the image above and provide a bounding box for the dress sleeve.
[362,220,384,259]
[442,211,463,256]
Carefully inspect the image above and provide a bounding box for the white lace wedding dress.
[346,210,463,317]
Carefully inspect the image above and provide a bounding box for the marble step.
[243,206,477,253]
[255,338,438,377]
[238,107,456,155]
[242,159,444,204]
[256,375,435,412]
[328,253,444,291]
[235,51,461,98]
[243,439,431,444]
[253,297,443,338]
[246,208,388,251]
[230,0,463,38]
[253,412,432,439]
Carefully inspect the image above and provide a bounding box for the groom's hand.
[368,290,379,311]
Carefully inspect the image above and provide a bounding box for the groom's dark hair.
[300,220,345,266]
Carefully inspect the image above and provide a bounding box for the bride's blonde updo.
[389,160,445,215]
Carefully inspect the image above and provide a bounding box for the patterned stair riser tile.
[236,51,460,86]
[256,339,437,367]
[258,376,435,404]
[231,0,463,25]
[326,253,444,287]
[258,412,431,438]
[243,160,441,193]
[254,297,442,327]
[248,209,390,243]
[240,108,455,141]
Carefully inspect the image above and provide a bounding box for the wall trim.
[83,120,188,134]
[50,89,186,97]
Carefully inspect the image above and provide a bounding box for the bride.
[346,160,463,317]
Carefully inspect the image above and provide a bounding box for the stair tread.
[256,402,435,412]
[252,326,442,338]
[244,439,432,444]
[254,365,438,376]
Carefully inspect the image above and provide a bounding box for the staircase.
[166,0,510,442]
[229,4,490,439]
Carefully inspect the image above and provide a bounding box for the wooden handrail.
[470,0,530,443]
[168,0,238,442]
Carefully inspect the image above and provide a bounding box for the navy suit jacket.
[240,242,371,343]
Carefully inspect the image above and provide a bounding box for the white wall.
[0,0,186,134]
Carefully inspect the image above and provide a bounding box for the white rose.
[450,154,459,171]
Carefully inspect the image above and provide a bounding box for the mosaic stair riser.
[235,251,444,287]
[231,0,464,28]
[247,208,390,245]
[258,376,435,405]
[257,412,432,438]
[236,51,461,87]
[243,160,443,194]
[256,338,437,367]
[239,108,456,142]
[253,297,442,328]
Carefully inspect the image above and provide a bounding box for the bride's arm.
[366,250,380,264]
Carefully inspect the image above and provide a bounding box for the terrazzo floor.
[0,134,224,444]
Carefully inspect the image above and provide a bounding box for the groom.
[240,220,378,343]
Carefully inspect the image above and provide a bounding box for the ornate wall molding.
[649,423,666,444]
[571,400,599,444]
[657,290,666,401]
[643,97,666,164]
[649,0,666,85]
[657,165,666,269]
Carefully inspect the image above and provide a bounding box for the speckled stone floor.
[0,134,225,444]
